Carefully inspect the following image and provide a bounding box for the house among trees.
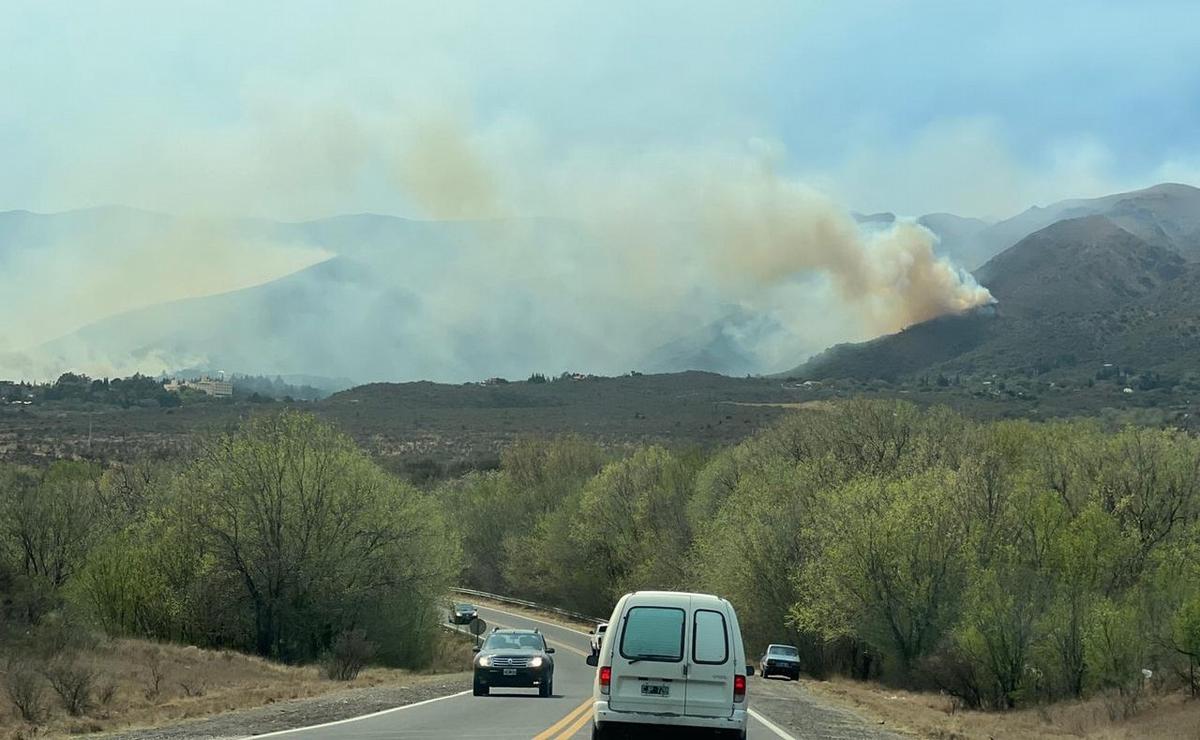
[165,376,234,398]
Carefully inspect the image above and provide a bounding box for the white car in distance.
[589,622,608,655]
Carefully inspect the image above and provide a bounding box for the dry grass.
[0,633,471,740]
[800,676,1200,739]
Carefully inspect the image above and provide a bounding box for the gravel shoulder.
[97,672,470,740]
[752,675,906,740]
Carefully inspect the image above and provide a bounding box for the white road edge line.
[749,708,800,740]
[484,605,801,740]
[237,690,471,739]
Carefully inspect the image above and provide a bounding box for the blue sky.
[3,0,1199,219]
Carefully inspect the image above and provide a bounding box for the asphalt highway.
[256,605,796,739]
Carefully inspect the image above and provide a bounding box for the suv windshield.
[483,632,545,651]
[769,645,799,658]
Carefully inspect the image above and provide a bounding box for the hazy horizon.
[3,1,1199,383]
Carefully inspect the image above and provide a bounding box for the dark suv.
[450,603,478,625]
[472,628,556,697]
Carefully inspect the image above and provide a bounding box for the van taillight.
[599,666,612,695]
[733,674,746,702]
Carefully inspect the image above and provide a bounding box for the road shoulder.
[97,673,470,740]
[751,676,904,740]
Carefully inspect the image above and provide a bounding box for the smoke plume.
[0,101,992,382]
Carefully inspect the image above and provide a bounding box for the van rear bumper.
[593,700,747,731]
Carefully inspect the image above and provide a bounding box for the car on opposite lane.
[450,603,479,624]
[473,628,556,697]
[759,643,801,680]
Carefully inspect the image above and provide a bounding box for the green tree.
[572,446,700,606]
[177,411,458,663]
[793,469,969,678]
[692,456,829,669]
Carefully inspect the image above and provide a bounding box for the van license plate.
[641,683,670,696]
[503,669,517,676]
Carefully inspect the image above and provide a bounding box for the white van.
[586,591,749,739]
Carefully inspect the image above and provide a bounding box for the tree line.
[441,401,1200,710]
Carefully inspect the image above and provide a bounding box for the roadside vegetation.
[0,411,460,735]
[5,400,1200,734]
[445,401,1200,717]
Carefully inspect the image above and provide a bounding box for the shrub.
[97,681,117,706]
[43,657,95,716]
[323,629,376,681]
[143,652,165,700]
[3,658,49,724]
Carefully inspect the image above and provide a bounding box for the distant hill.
[947,182,1200,270]
[974,215,1185,317]
[791,214,1200,382]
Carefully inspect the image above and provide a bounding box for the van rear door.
[683,605,734,718]
[609,601,688,715]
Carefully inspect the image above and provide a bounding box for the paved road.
[257,605,795,739]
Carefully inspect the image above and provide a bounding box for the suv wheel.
[591,721,607,739]
[472,680,488,696]
[539,679,552,697]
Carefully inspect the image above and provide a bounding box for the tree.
[0,462,101,590]
[793,469,969,679]
[177,411,458,662]
[572,447,700,606]
[692,457,828,670]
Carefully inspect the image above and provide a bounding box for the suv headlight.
[478,656,491,667]
[529,656,544,668]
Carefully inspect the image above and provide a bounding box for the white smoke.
[0,100,992,382]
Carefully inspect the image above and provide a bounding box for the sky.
[3,0,1200,221]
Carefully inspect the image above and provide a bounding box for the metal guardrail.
[451,586,606,625]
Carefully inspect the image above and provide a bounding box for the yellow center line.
[550,703,595,739]
[531,698,592,740]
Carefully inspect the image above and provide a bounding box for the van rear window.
[692,609,728,664]
[620,607,685,662]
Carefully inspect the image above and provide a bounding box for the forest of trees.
[441,401,1200,710]
[3,401,1200,717]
